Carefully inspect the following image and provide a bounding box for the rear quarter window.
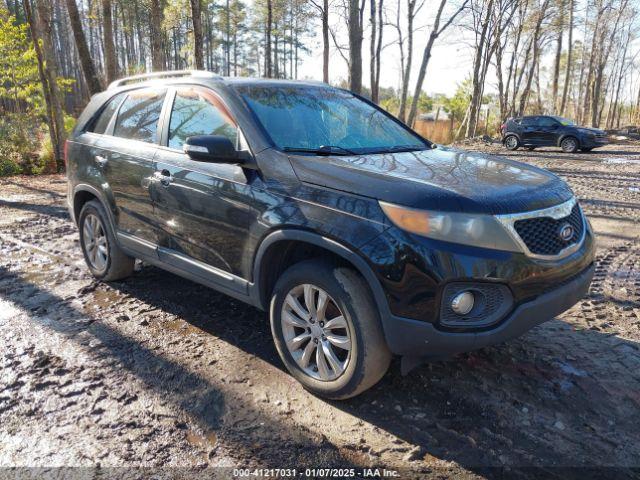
[89,93,125,135]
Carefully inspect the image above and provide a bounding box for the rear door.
[151,85,253,290]
[519,117,539,144]
[98,87,167,256]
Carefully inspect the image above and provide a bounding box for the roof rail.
[107,70,222,90]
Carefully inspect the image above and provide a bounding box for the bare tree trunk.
[504,0,528,117]
[102,0,117,84]
[274,28,279,77]
[590,0,627,127]
[322,0,329,82]
[374,0,383,97]
[190,0,204,69]
[494,1,519,121]
[150,0,165,70]
[64,0,103,94]
[517,0,548,116]
[551,0,564,111]
[398,0,415,121]
[225,0,230,75]
[582,0,604,125]
[233,29,238,76]
[495,31,506,120]
[369,0,377,101]
[610,23,630,128]
[393,0,406,111]
[635,78,640,124]
[575,5,589,121]
[408,0,466,126]
[26,0,66,171]
[560,0,573,116]
[348,0,364,93]
[265,0,272,77]
[367,0,383,102]
[466,0,493,137]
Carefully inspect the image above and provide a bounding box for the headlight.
[379,201,521,252]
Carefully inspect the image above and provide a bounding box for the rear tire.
[269,259,391,399]
[504,135,519,150]
[78,200,134,281]
[561,136,579,153]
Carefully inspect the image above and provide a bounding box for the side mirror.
[183,135,239,163]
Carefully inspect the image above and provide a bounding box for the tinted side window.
[538,116,558,127]
[113,88,166,143]
[168,87,237,150]
[91,93,125,134]
[520,117,537,126]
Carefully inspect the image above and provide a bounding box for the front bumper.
[382,263,594,358]
[580,136,609,148]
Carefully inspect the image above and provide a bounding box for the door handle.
[95,155,108,167]
[154,169,173,186]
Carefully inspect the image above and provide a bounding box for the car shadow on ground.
[0,266,371,471]
[93,264,640,475]
[0,199,69,219]
[1,178,67,198]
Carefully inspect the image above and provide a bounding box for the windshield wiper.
[282,145,357,156]
[372,144,427,153]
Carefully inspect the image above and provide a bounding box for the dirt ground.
[1,144,639,479]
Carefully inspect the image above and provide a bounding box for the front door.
[536,116,561,145]
[99,87,167,250]
[151,86,253,289]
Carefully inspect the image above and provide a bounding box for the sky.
[295,5,478,97]
[298,32,475,96]
[290,0,640,104]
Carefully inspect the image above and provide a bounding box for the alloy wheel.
[83,213,109,272]
[562,138,577,152]
[281,284,352,381]
[505,136,518,149]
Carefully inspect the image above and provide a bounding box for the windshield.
[236,85,428,154]
[553,116,576,126]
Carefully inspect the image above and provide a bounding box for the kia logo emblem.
[558,223,574,242]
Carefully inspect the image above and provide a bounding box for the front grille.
[513,204,584,256]
[440,283,513,328]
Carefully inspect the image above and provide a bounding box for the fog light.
[451,291,474,315]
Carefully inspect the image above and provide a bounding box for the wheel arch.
[503,132,521,144]
[558,133,580,147]
[73,184,117,229]
[251,229,390,319]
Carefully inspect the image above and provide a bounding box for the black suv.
[66,71,595,399]
[501,115,609,153]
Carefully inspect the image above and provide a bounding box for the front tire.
[270,260,391,399]
[79,200,134,281]
[561,136,579,153]
[504,135,519,150]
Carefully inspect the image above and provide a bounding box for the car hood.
[575,126,606,135]
[288,146,574,215]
